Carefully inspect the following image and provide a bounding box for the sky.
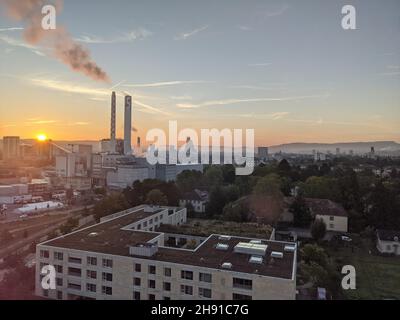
[0,0,399,147]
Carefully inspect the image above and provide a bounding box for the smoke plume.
[0,0,110,82]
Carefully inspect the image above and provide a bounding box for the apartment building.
[35,205,297,300]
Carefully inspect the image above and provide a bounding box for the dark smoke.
[0,0,110,82]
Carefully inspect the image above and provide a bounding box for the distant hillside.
[268,141,400,154]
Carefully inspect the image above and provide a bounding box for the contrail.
[0,0,110,82]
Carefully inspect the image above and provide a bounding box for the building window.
[134,263,141,272]
[56,278,63,286]
[102,272,113,282]
[40,250,49,259]
[148,279,156,289]
[133,291,140,300]
[148,294,156,300]
[68,267,81,277]
[160,214,163,220]
[148,265,156,274]
[134,277,141,286]
[164,267,171,277]
[155,217,158,222]
[102,286,112,295]
[199,288,212,298]
[43,289,49,297]
[181,270,193,280]
[55,265,63,273]
[180,285,193,295]
[329,216,334,221]
[87,270,97,279]
[233,293,252,300]
[163,296,171,300]
[143,221,148,227]
[67,282,81,291]
[86,283,97,292]
[102,258,113,268]
[149,219,153,225]
[137,223,141,230]
[233,278,252,290]
[329,223,334,229]
[68,256,82,264]
[199,273,212,283]
[54,252,63,260]
[87,256,97,266]
[163,282,171,291]
[387,245,392,251]
[57,291,63,300]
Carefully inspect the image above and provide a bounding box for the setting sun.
[36,134,47,141]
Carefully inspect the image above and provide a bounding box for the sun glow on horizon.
[36,134,47,141]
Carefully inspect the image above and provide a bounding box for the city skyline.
[0,0,399,146]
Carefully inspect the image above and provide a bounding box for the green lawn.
[325,238,400,300]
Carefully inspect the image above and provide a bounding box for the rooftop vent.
[221,262,232,269]
[284,244,296,252]
[218,235,231,241]
[249,239,262,244]
[129,242,158,257]
[216,243,229,251]
[249,255,263,264]
[271,251,284,259]
[234,242,268,256]
[88,232,98,237]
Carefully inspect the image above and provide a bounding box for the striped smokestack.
[110,91,116,153]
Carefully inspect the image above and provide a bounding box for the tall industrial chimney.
[124,95,132,155]
[110,91,116,153]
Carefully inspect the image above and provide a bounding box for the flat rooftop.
[42,207,296,280]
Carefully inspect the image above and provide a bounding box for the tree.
[222,201,250,222]
[277,159,291,176]
[253,174,283,196]
[204,166,223,187]
[221,165,236,184]
[301,244,328,268]
[206,186,227,216]
[290,195,312,228]
[311,218,326,242]
[93,193,130,222]
[145,189,168,206]
[176,170,203,192]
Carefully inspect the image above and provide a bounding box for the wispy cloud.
[237,112,290,120]
[29,78,110,98]
[174,25,209,40]
[69,122,90,126]
[124,80,208,88]
[264,4,290,17]
[0,34,44,56]
[133,100,172,116]
[177,94,330,109]
[170,95,193,100]
[75,28,152,44]
[25,119,57,125]
[0,27,23,32]
[248,62,272,67]
[238,25,252,31]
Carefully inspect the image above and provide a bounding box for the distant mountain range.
[1,139,399,155]
[267,141,400,154]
